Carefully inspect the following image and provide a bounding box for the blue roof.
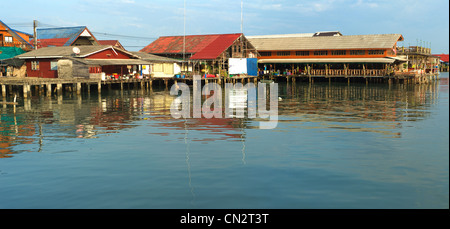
[37,26,88,46]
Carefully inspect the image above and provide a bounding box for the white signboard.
[228,58,248,75]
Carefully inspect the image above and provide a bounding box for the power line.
[5,21,158,41]
[92,32,157,41]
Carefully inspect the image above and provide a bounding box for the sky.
[2,0,449,53]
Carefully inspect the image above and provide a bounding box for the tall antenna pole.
[240,0,243,34]
[183,0,186,71]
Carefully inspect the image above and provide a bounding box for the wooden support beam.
[23,84,28,98]
[1,84,5,97]
[77,83,82,95]
[98,82,102,94]
[57,83,62,95]
[47,84,52,97]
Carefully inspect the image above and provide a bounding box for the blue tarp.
[246,58,258,76]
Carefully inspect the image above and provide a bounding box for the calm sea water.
[0,73,448,209]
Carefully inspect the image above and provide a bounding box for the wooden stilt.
[1,84,5,97]
[23,84,28,98]
[47,84,52,97]
[57,83,62,96]
[77,82,82,95]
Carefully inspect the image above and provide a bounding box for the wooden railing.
[309,69,388,76]
[0,41,32,50]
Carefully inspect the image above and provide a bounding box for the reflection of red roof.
[434,54,449,62]
[140,33,242,60]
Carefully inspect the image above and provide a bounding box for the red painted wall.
[26,59,58,78]
[85,49,131,59]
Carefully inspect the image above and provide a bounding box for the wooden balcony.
[0,41,33,50]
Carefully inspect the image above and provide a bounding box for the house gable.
[0,20,34,50]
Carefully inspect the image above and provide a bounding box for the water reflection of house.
[0,115,36,158]
[279,83,437,124]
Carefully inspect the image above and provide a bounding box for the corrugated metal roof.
[434,54,449,62]
[131,51,181,63]
[249,34,404,51]
[17,45,138,59]
[36,26,96,46]
[190,34,242,60]
[141,33,242,60]
[37,38,71,48]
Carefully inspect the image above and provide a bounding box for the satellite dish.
[72,47,81,55]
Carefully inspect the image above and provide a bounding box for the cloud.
[352,0,379,8]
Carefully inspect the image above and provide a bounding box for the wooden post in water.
[1,84,5,97]
[57,83,63,95]
[47,84,52,97]
[23,84,28,98]
[98,82,102,94]
[77,83,82,95]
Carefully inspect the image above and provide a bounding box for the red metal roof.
[140,33,242,60]
[37,38,71,48]
[434,54,449,62]
[98,40,118,45]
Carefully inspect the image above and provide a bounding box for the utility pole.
[33,20,38,49]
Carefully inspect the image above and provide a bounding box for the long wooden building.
[247,33,406,79]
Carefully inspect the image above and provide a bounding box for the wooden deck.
[0,75,259,98]
[0,71,439,99]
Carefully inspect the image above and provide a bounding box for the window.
[368,50,385,55]
[51,61,58,71]
[313,50,328,56]
[296,51,310,56]
[277,51,291,56]
[5,36,13,43]
[259,52,272,56]
[350,50,366,55]
[331,50,346,56]
[31,61,40,71]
